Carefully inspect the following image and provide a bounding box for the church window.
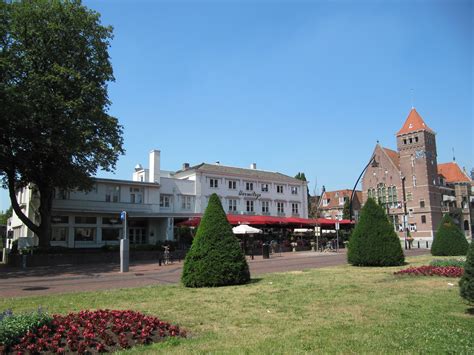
[403,139,407,145]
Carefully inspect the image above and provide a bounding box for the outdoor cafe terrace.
[177,215,353,228]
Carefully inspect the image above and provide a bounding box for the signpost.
[120,211,129,272]
[314,226,321,252]
[335,222,340,253]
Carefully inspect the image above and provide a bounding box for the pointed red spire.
[397,108,434,135]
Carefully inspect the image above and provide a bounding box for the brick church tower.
[396,109,442,238]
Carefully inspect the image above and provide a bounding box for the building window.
[277,202,284,214]
[105,185,120,203]
[246,182,254,191]
[102,228,120,241]
[261,201,269,214]
[408,208,414,217]
[130,187,143,204]
[406,192,413,201]
[102,217,122,225]
[291,186,298,195]
[292,203,299,215]
[51,227,68,242]
[261,183,269,192]
[409,223,417,232]
[403,139,407,145]
[421,215,426,224]
[322,199,329,207]
[228,180,237,190]
[181,196,192,210]
[246,200,254,213]
[75,216,97,224]
[415,136,419,143]
[420,200,425,208]
[160,195,171,208]
[228,199,237,212]
[276,185,284,194]
[51,216,69,224]
[74,227,96,242]
[210,178,218,188]
[464,220,470,231]
[338,197,345,205]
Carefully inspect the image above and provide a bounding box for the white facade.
[9,150,308,247]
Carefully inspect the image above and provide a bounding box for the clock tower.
[396,108,442,237]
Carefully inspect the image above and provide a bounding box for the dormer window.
[323,199,329,207]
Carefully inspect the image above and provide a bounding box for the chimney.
[149,150,160,183]
[250,163,257,170]
[182,163,190,170]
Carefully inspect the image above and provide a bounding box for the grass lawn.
[2,255,473,353]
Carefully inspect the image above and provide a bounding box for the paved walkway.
[0,249,429,298]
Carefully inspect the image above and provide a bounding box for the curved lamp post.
[349,155,378,222]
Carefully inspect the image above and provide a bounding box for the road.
[0,249,429,298]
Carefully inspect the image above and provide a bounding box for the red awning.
[176,215,354,228]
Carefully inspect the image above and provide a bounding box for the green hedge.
[182,193,250,287]
[430,258,465,268]
[431,214,469,256]
[0,309,52,347]
[460,242,474,304]
[348,198,404,266]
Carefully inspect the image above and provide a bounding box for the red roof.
[438,162,471,183]
[382,147,400,168]
[177,215,353,228]
[397,108,434,135]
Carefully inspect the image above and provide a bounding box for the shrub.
[394,266,464,278]
[430,258,465,268]
[0,308,52,348]
[431,214,469,256]
[459,242,474,303]
[182,193,250,287]
[348,198,404,266]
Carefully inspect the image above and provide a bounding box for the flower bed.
[6,309,185,353]
[394,265,464,278]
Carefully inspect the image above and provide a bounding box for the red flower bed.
[394,265,464,278]
[10,309,185,353]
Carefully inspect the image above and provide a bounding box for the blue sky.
[1,0,472,211]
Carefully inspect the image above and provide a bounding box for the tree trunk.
[37,185,54,248]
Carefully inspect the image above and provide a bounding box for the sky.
[1,0,473,211]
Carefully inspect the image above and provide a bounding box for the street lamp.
[349,156,379,222]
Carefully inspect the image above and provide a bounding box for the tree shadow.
[466,307,474,316]
[249,278,263,284]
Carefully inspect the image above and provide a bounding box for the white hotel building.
[9,150,308,248]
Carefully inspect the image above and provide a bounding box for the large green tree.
[459,242,474,304]
[431,214,469,256]
[0,0,123,246]
[348,198,404,266]
[182,193,250,287]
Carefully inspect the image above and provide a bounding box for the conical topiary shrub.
[181,193,250,287]
[460,241,474,304]
[431,214,469,256]
[348,198,404,266]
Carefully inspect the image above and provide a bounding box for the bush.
[430,258,465,268]
[182,193,250,287]
[459,242,474,303]
[348,198,404,266]
[431,214,469,256]
[0,308,52,348]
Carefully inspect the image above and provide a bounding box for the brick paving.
[0,249,429,298]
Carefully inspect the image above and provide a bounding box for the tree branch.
[7,169,40,236]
